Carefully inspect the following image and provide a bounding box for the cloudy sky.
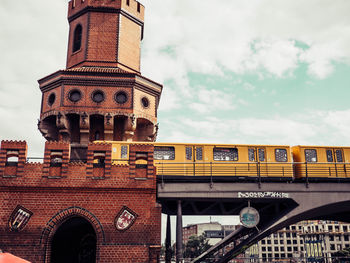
[1,0,350,242]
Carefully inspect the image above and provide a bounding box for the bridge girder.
[157,179,350,263]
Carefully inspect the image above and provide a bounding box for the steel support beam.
[176,200,183,263]
[165,214,172,263]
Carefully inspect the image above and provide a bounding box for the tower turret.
[66,0,145,73]
[38,0,162,159]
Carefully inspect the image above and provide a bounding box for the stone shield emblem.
[9,205,33,231]
[115,206,137,231]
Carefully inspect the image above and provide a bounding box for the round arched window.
[114,91,128,104]
[141,97,149,108]
[48,93,56,106]
[91,90,104,103]
[68,89,82,102]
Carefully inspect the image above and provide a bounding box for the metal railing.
[155,161,350,178]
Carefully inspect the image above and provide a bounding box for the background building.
[250,221,350,262]
[183,221,350,262]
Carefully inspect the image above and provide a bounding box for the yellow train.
[292,145,350,180]
[106,141,294,181]
[93,141,350,181]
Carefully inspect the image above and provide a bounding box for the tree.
[183,234,211,259]
[332,247,350,263]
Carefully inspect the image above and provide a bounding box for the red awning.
[0,253,31,263]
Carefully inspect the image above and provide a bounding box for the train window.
[259,149,265,161]
[154,146,175,160]
[213,148,238,161]
[326,150,333,162]
[335,150,343,162]
[275,149,287,162]
[121,146,128,159]
[248,149,255,161]
[186,147,192,160]
[305,149,317,162]
[196,147,203,161]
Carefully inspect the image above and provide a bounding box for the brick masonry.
[0,140,161,262]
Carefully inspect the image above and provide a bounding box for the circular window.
[141,97,149,108]
[115,91,128,104]
[48,93,56,106]
[68,89,82,102]
[91,90,104,103]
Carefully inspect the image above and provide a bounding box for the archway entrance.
[51,217,96,263]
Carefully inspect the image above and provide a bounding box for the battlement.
[0,140,155,188]
[68,0,144,22]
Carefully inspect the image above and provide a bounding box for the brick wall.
[0,141,161,262]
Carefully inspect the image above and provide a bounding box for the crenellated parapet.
[68,0,144,22]
[86,142,112,178]
[0,140,27,177]
[0,141,156,189]
[129,143,154,179]
[43,141,71,178]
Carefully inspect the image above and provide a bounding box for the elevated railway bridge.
[156,161,350,263]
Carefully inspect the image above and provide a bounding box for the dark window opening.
[73,24,82,52]
[93,152,105,168]
[137,3,141,12]
[154,146,175,160]
[48,93,56,106]
[141,97,149,108]
[275,149,288,162]
[126,0,130,5]
[50,151,63,167]
[115,91,128,104]
[69,89,82,102]
[91,90,104,103]
[214,148,238,161]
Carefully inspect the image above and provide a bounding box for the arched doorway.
[51,217,96,263]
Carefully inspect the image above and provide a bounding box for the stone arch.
[40,206,105,263]
[135,117,155,141]
[66,113,81,143]
[113,114,128,141]
[39,115,59,141]
[89,114,104,141]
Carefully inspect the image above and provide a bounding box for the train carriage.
[292,145,350,180]
[107,141,293,181]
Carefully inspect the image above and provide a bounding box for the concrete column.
[176,200,183,263]
[165,214,172,263]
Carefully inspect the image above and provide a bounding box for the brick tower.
[0,1,162,262]
[38,0,162,157]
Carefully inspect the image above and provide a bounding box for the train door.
[184,145,194,176]
[257,147,267,177]
[193,145,206,176]
[248,147,267,178]
[326,148,346,178]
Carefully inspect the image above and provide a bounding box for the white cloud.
[158,109,350,147]
[142,0,350,87]
[189,89,236,114]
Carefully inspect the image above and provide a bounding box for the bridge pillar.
[165,214,172,263]
[176,200,183,263]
